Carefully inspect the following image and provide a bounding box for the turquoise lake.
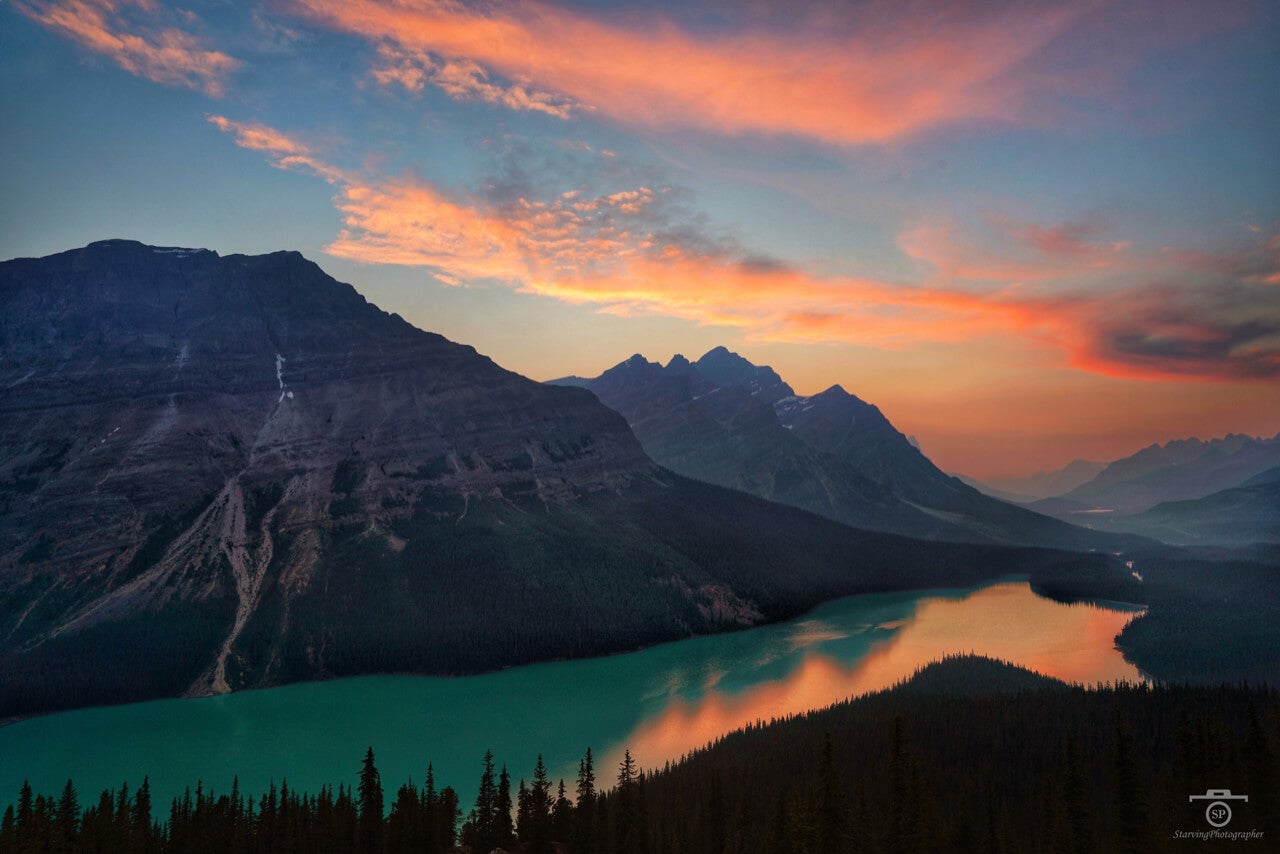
[0,579,1145,809]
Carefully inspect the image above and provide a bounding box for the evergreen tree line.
[3,657,1277,853]
[0,742,639,854]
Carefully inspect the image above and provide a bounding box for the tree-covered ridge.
[3,657,1276,853]
[3,470,1137,720]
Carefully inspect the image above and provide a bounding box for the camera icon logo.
[1189,789,1248,828]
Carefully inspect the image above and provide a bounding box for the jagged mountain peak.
[561,344,1118,551]
[693,346,794,403]
[599,353,664,380]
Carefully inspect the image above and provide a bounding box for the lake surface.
[0,580,1144,809]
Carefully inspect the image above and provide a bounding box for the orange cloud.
[18,0,238,97]
[204,115,345,184]
[900,215,1280,380]
[289,0,1085,144]
[371,44,575,119]
[900,215,1132,285]
[210,115,1280,381]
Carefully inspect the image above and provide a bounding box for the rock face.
[0,241,655,709]
[553,348,1129,549]
[0,242,1134,718]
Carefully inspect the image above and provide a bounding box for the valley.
[0,241,1143,720]
[0,580,1144,813]
[5,2,1278,847]
[1,241,1277,851]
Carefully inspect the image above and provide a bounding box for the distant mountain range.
[966,434,1280,545]
[1109,467,1280,546]
[1,241,1125,718]
[551,349,1125,550]
[980,460,1107,501]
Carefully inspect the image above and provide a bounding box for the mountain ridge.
[1059,432,1280,514]
[550,348,1134,550]
[1,241,1133,718]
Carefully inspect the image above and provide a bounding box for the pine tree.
[616,751,640,854]
[388,781,421,852]
[524,755,553,853]
[618,750,636,788]
[54,779,79,850]
[471,749,497,851]
[553,780,574,845]
[133,777,151,853]
[358,747,384,854]
[31,795,51,854]
[437,786,460,852]
[573,748,597,854]
[497,764,515,848]
[16,780,34,853]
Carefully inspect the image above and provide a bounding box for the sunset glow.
[610,582,1145,776]
[4,0,1278,478]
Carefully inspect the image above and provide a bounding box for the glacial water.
[0,579,1144,809]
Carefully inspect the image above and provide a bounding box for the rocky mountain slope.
[1,241,1122,718]
[0,240,656,707]
[551,349,1127,550]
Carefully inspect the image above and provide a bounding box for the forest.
[1,477,1131,720]
[2,656,1275,853]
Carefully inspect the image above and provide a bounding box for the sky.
[2,0,1279,480]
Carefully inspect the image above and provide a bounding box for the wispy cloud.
[17,0,238,97]
[288,0,1092,144]
[205,115,345,183]
[900,214,1131,285]
[370,44,576,119]
[209,115,1280,381]
[899,214,1280,380]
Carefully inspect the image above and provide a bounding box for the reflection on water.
[0,580,1144,809]
[611,582,1145,775]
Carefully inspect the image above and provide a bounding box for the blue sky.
[3,0,1278,478]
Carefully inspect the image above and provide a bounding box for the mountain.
[951,474,1036,504]
[1056,433,1280,515]
[1100,467,1280,546]
[550,348,1125,550]
[979,459,1107,501]
[1,241,1120,718]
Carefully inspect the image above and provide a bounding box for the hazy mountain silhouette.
[1055,433,1280,514]
[977,459,1107,501]
[1099,467,1280,546]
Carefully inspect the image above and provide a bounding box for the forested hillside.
[4,657,1275,853]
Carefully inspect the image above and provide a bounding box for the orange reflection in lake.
[612,582,1144,774]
